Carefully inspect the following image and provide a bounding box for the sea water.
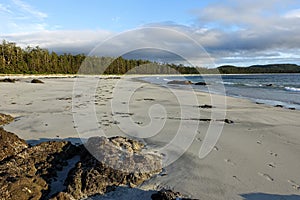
[140,74,300,110]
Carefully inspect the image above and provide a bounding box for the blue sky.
[0,0,211,32]
[1,0,300,67]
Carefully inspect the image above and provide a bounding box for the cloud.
[186,0,300,65]
[2,22,299,67]
[284,8,300,18]
[2,30,113,54]
[1,27,217,67]
[195,0,296,28]
[0,4,13,14]
[0,0,48,34]
[12,0,47,20]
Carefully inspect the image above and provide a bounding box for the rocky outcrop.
[49,192,74,200]
[194,81,207,86]
[31,79,44,84]
[0,135,78,200]
[0,78,17,83]
[0,113,14,126]
[167,80,192,85]
[0,128,28,162]
[0,131,191,200]
[196,104,214,109]
[151,189,196,200]
[52,136,162,199]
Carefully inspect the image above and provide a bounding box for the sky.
[0,0,300,67]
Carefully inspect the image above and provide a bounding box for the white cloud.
[12,0,47,20]
[0,0,48,34]
[2,30,113,54]
[0,4,13,14]
[2,22,300,67]
[185,0,300,65]
[284,9,300,18]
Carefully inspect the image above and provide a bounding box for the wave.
[284,87,300,92]
[220,81,262,87]
[244,83,260,87]
[220,81,235,85]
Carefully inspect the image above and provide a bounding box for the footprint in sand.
[224,158,236,166]
[267,162,276,168]
[258,172,274,182]
[269,151,278,157]
[288,180,300,190]
[256,140,262,145]
[233,175,241,182]
[196,137,202,142]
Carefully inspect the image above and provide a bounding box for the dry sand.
[1,75,300,200]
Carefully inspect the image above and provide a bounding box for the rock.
[0,129,194,200]
[0,140,78,200]
[275,105,283,108]
[56,136,162,199]
[151,189,196,200]
[167,80,192,85]
[224,119,234,124]
[49,192,74,200]
[1,176,48,200]
[0,113,14,126]
[109,136,144,153]
[0,128,28,162]
[31,79,44,84]
[0,132,191,200]
[144,98,155,101]
[0,78,17,83]
[266,84,273,87]
[85,136,161,174]
[194,81,207,86]
[198,104,213,109]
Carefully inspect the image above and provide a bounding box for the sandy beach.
[1,75,300,200]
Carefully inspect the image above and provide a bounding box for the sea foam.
[285,87,300,92]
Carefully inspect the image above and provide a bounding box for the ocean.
[140,74,300,110]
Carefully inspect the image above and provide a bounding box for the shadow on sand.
[241,193,300,200]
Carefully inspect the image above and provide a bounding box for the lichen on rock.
[53,136,162,199]
[0,113,14,126]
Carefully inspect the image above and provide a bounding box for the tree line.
[0,40,206,74]
[1,40,299,74]
[0,40,86,74]
[217,64,300,74]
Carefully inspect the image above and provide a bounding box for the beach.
[1,75,300,200]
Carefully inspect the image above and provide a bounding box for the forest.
[218,64,300,74]
[0,40,206,74]
[1,40,299,74]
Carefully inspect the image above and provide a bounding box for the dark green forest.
[1,40,299,74]
[218,64,300,74]
[0,40,205,74]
